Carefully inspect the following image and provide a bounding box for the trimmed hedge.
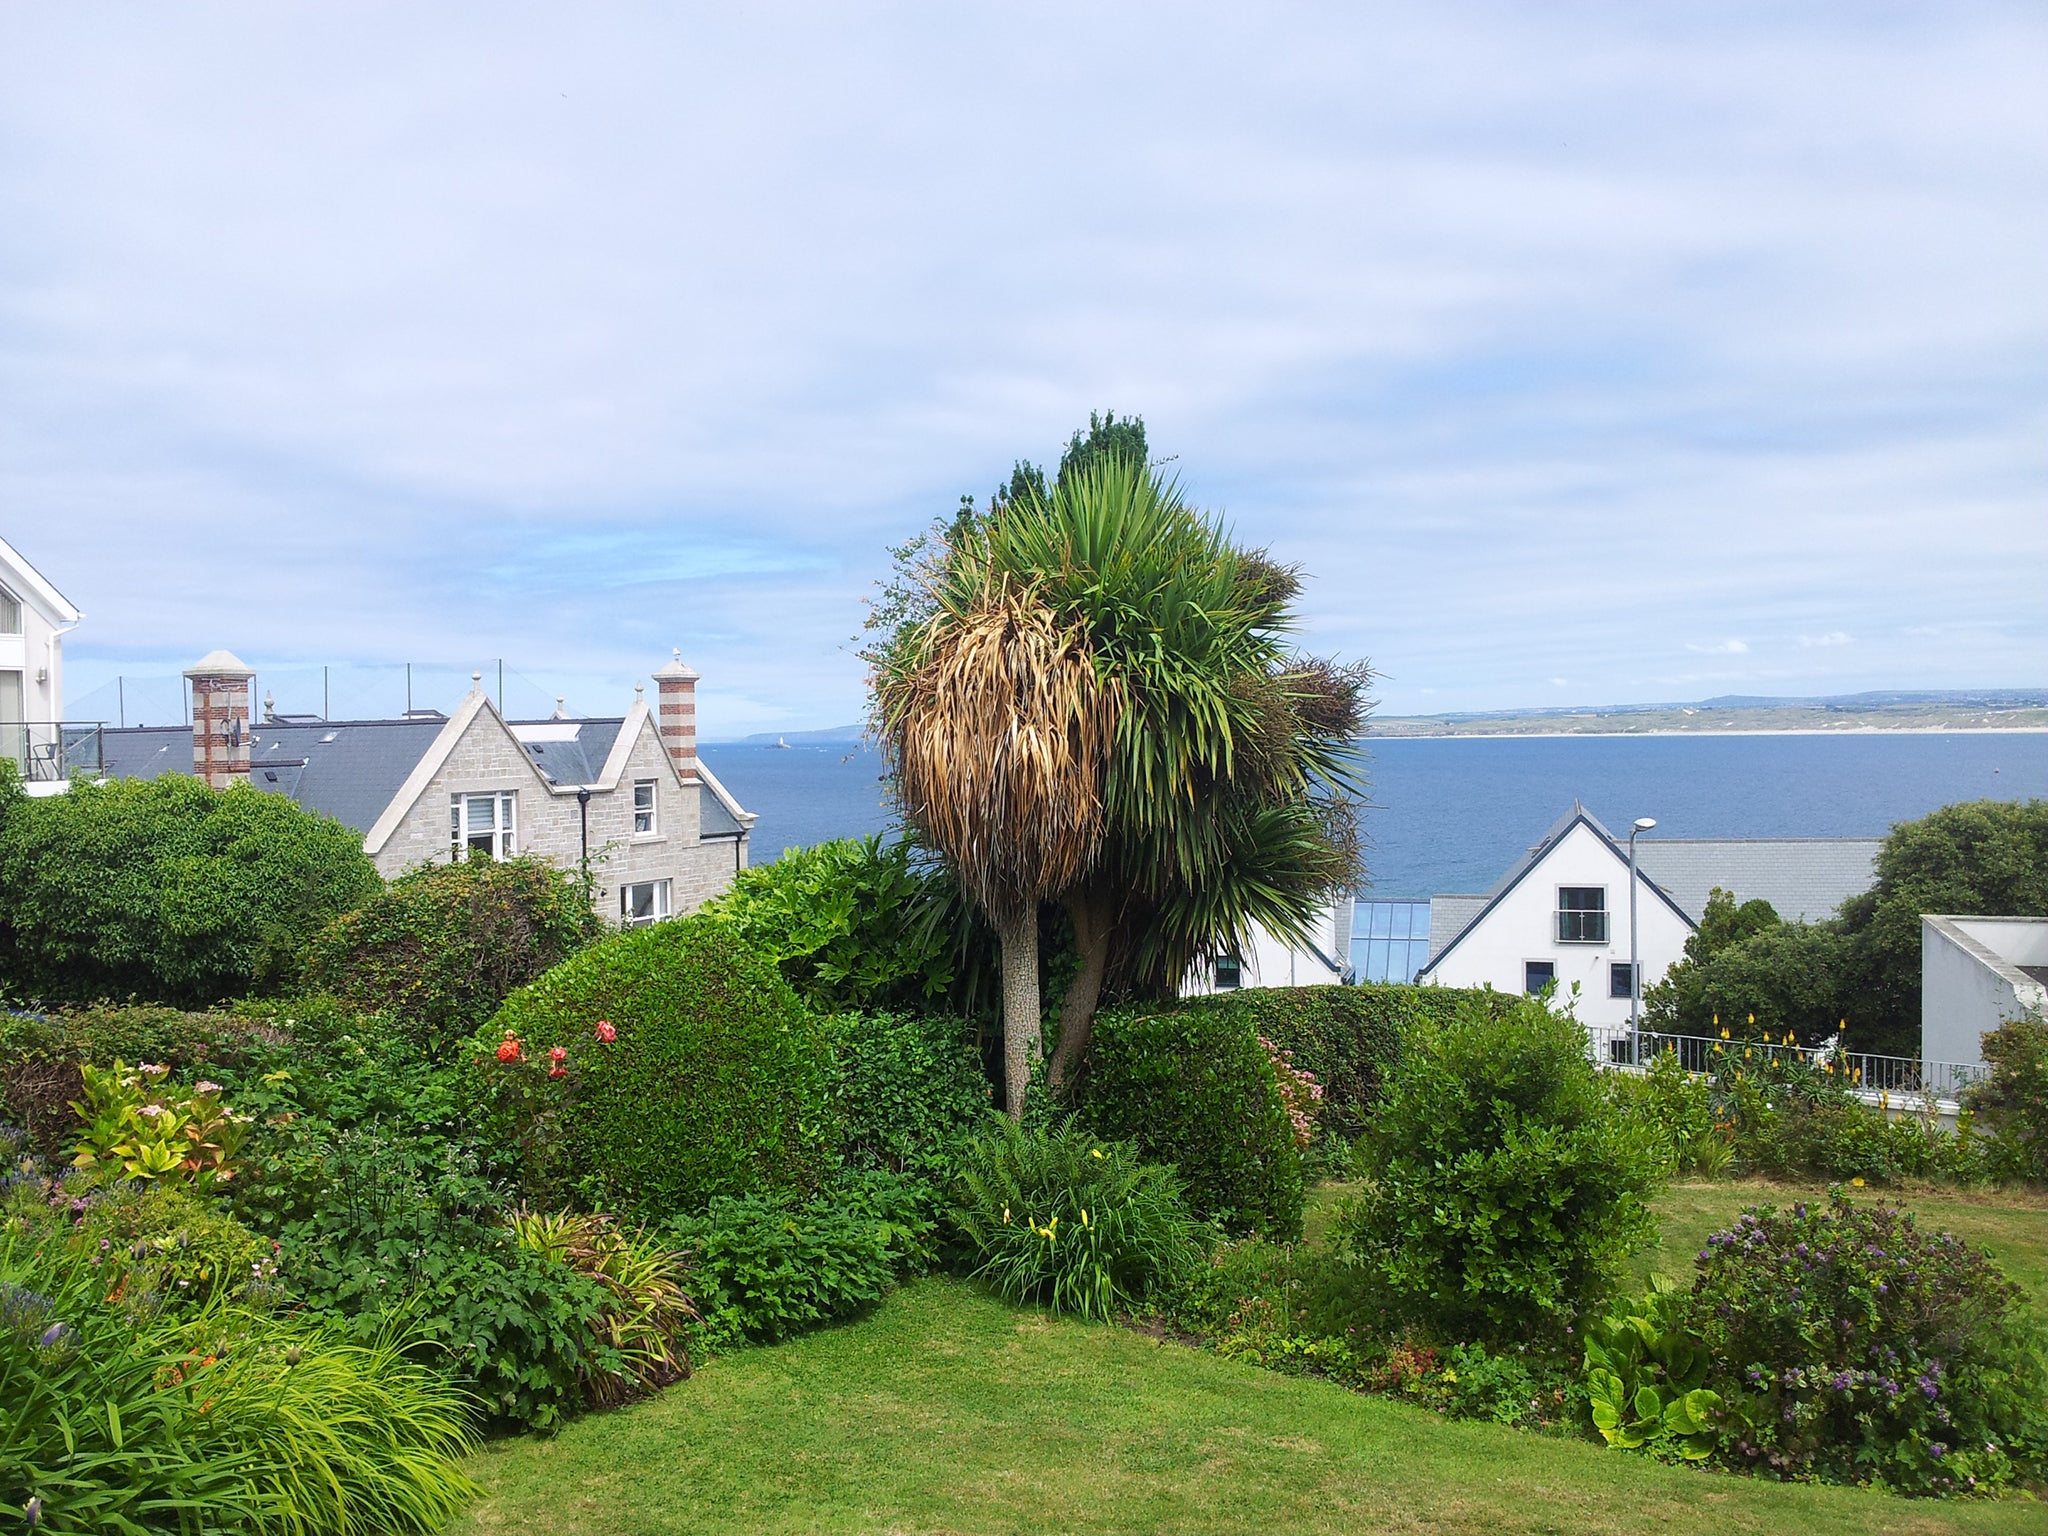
[482,916,836,1215]
[302,857,601,1049]
[1078,1004,1302,1237]
[825,1011,991,1183]
[1166,983,1517,1141]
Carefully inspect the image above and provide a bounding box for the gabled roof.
[1417,803,1694,978]
[0,533,82,624]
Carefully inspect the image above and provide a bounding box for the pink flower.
[549,1045,568,1064]
[548,1065,566,1080]
[594,1020,617,1043]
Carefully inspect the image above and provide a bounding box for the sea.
[700,731,2048,898]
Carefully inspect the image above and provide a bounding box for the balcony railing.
[1584,1024,1990,1103]
[1,722,106,784]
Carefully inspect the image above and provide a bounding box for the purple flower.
[38,1321,73,1349]
[24,1495,39,1530]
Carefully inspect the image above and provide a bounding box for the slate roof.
[98,715,742,841]
[1633,838,1881,924]
[1425,896,1488,964]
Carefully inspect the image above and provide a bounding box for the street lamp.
[1629,816,1657,1063]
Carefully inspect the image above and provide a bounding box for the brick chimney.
[652,649,700,783]
[184,650,256,789]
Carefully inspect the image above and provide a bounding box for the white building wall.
[1422,821,1694,1028]
[1181,900,1350,997]
[1921,916,2048,1068]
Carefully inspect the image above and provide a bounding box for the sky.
[2,3,2044,735]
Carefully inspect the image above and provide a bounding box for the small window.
[1524,960,1556,995]
[1556,887,1609,944]
[0,585,20,635]
[633,779,657,836]
[1215,953,1243,990]
[1610,962,1636,999]
[620,878,671,928]
[450,791,517,861]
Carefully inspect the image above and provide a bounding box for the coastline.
[1369,726,2048,740]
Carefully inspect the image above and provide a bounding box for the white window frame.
[0,584,20,636]
[620,878,672,927]
[450,791,517,862]
[632,778,658,836]
[1555,886,1609,944]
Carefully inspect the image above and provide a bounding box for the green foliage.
[0,1233,477,1536]
[0,775,379,1006]
[66,1061,251,1194]
[483,915,837,1214]
[1078,1003,1303,1236]
[949,1118,1204,1322]
[1582,1275,1721,1460]
[301,856,600,1049]
[1644,921,1858,1044]
[6,1181,279,1315]
[1688,1191,2048,1494]
[1968,1016,2048,1183]
[1337,997,1664,1348]
[699,836,971,1015]
[508,1210,700,1406]
[1171,984,1515,1143]
[826,1010,991,1183]
[669,1172,931,1346]
[1608,1049,1721,1176]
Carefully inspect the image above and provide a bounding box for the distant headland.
[1371,689,2048,738]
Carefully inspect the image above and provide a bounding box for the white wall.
[1922,916,2048,1067]
[1182,900,1349,997]
[1422,821,1694,1028]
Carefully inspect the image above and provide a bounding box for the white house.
[1415,804,1882,1030]
[1921,915,2048,1069]
[1181,899,1354,997]
[0,533,84,793]
[98,648,754,927]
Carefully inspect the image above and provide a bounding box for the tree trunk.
[995,904,1041,1119]
[1047,887,1113,1101]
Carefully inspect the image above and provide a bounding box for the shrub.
[1172,984,1521,1143]
[508,1210,699,1405]
[0,775,379,1006]
[1336,996,1663,1348]
[827,1010,991,1184]
[1969,1015,2048,1183]
[1,1234,477,1536]
[482,916,837,1214]
[1079,1003,1302,1236]
[1581,1275,1721,1460]
[668,1173,929,1345]
[1687,1191,2048,1494]
[7,1180,279,1314]
[67,1060,252,1194]
[302,857,601,1049]
[950,1118,1204,1321]
[1608,1048,1720,1176]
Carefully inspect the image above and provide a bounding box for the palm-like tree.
[871,566,1118,1115]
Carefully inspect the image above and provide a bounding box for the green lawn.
[455,1273,2048,1535]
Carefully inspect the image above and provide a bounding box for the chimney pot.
[182,651,257,789]
[652,649,700,782]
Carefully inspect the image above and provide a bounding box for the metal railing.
[1,722,105,784]
[1584,1024,1990,1102]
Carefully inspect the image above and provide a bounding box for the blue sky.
[3,3,2043,735]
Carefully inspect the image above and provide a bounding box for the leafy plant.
[950,1117,1204,1322]
[1582,1276,1721,1460]
[1687,1190,2048,1494]
[826,1010,991,1185]
[67,1060,251,1194]
[508,1209,699,1405]
[1968,1015,2048,1183]
[302,856,601,1049]
[1335,996,1664,1348]
[1079,1004,1303,1236]
[0,1233,477,1536]
[481,916,837,1214]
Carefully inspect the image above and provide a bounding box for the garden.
[5,424,2048,1533]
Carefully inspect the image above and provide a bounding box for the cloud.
[1799,631,1853,648]
[1686,639,1751,655]
[2,3,2043,727]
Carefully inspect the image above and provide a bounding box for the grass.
[453,1180,2048,1535]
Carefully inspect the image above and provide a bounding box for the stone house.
[99,649,753,926]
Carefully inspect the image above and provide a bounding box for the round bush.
[1337,996,1663,1347]
[483,916,836,1214]
[826,1011,991,1183]
[302,856,601,1049]
[1078,1004,1302,1237]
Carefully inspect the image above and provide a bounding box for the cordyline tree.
[868,415,1368,1114]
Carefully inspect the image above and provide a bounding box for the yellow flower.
[1080,1209,1092,1228]
[1747,1014,1755,1026]
[1851,1177,1866,1187]
[1090,1148,1105,1159]
[1001,1205,1011,1224]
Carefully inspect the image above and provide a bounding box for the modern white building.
[1414,805,1882,1030]
[0,533,84,793]
[98,648,754,927]
[1182,899,1354,997]
[1921,915,2048,1069]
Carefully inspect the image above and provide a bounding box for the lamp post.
[1629,816,1657,1064]
[575,787,592,893]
